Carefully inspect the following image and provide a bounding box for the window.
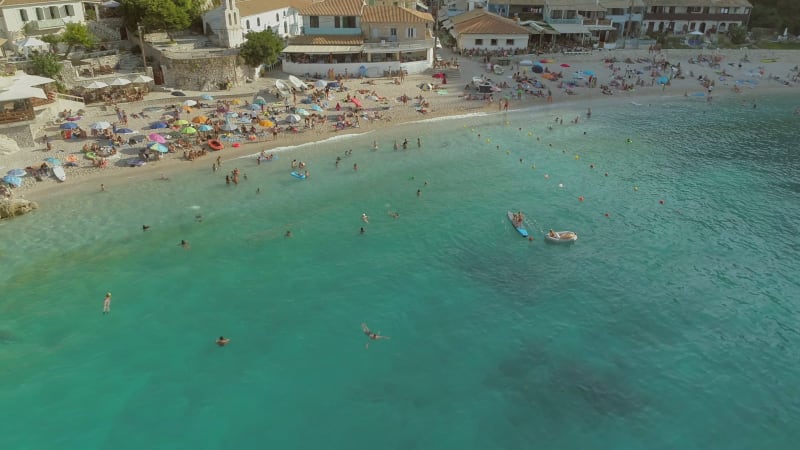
[50,6,58,18]
[505,39,514,46]
[276,13,279,21]
[406,27,416,38]
[343,16,356,28]
[36,8,43,20]
[256,18,260,26]
[490,39,497,46]
[390,28,397,36]
[335,16,340,28]
[20,9,28,21]
[309,16,319,28]
[475,38,483,45]
[720,8,729,14]
[284,22,287,34]
[246,20,250,29]
[65,5,74,16]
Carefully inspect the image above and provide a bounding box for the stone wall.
[159,55,244,91]
[0,122,38,149]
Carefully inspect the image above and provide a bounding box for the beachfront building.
[0,0,86,49]
[642,0,752,35]
[281,0,434,78]
[542,0,619,48]
[448,9,530,52]
[602,0,645,41]
[203,0,308,47]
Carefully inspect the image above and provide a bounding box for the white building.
[0,0,86,41]
[450,9,530,51]
[203,0,308,48]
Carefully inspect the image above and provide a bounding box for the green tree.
[61,23,96,57]
[119,0,204,34]
[39,34,62,54]
[28,53,63,79]
[728,24,747,45]
[238,30,284,68]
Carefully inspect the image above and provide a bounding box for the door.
[153,66,164,85]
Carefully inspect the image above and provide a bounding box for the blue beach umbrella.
[197,124,213,131]
[310,104,323,112]
[582,70,596,76]
[115,128,134,134]
[225,111,239,118]
[657,76,669,85]
[60,122,78,130]
[149,143,169,153]
[44,157,61,166]
[151,121,168,129]
[253,96,267,105]
[249,103,261,111]
[7,168,26,177]
[295,108,310,117]
[3,175,22,187]
[220,123,237,131]
[201,94,214,100]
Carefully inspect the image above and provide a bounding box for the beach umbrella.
[85,81,108,89]
[44,157,61,166]
[314,80,327,89]
[519,60,534,66]
[197,124,213,131]
[192,115,208,123]
[253,96,267,105]
[540,58,555,63]
[657,76,669,85]
[128,74,153,84]
[259,119,274,127]
[689,30,704,36]
[310,104,323,112]
[532,64,544,74]
[225,111,239,118]
[220,123,237,131]
[231,99,242,105]
[90,121,112,130]
[582,70,596,76]
[149,143,169,153]
[201,94,214,100]
[174,119,189,126]
[150,121,168,129]
[108,77,132,86]
[182,99,197,107]
[249,103,261,111]
[148,133,166,143]
[171,91,187,97]
[60,122,79,129]
[286,114,300,124]
[66,115,82,121]
[560,63,571,68]
[180,126,197,135]
[181,105,193,113]
[3,175,22,187]
[6,168,26,177]
[295,108,310,117]
[115,128,134,134]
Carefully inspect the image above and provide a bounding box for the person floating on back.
[361,323,390,349]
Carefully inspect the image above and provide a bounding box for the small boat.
[207,139,224,151]
[276,79,292,98]
[52,166,66,182]
[287,75,307,90]
[291,171,307,180]
[545,231,578,243]
[507,211,529,237]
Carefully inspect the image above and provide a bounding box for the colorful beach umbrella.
[560,63,571,68]
[582,70,596,76]
[148,133,166,143]
[174,119,189,126]
[60,122,78,129]
[259,119,274,127]
[6,168,26,177]
[180,126,197,134]
[310,104,323,112]
[253,96,267,105]
[220,123,237,131]
[197,124,213,132]
[149,143,169,153]
[192,115,208,123]
[150,122,168,130]
[231,99,242,105]
[201,94,214,100]
[286,114,300,124]
[44,157,61,166]
[249,104,261,111]
[3,175,22,187]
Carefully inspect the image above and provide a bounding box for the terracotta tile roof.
[0,0,64,6]
[362,6,433,24]
[453,11,531,35]
[642,0,751,6]
[288,34,364,45]
[298,0,365,16]
[236,0,313,17]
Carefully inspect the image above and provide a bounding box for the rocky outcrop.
[0,198,38,220]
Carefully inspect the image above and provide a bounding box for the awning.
[283,45,363,54]
[586,24,617,31]
[550,23,590,35]
[0,86,47,102]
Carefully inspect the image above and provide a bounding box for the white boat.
[275,79,292,98]
[287,75,307,90]
[52,166,66,182]
[545,231,577,243]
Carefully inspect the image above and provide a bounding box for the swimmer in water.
[216,336,230,346]
[285,230,292,238]
[361,323,390,349]
[180,240,190,249]
[142,225,150,231]
[361,213,369,223]
[103,292,111,314]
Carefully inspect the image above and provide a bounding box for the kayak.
[545,231,578,243]
[208,139,224,151]
[507,211,528,237]
[291,171,306,180]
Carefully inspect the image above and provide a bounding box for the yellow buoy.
[575,155,580,160]
[528,132,532,136]
[634,186,639,191]
[486,139,491,143]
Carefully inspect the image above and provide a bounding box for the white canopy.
[109,77,132,86]
[17,37,48,48]
[0,86,47,102]
[85,81,109,89]
[128,74,154,83]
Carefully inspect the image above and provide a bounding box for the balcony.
[28,18,65,32]
[363,38,433,53]
[545,16,584,25]
[643,13,749,23]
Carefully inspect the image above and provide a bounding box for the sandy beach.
[2,47,799,206]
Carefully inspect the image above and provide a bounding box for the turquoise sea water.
[1,93,799,449]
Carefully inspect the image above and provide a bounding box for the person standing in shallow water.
[103,292,111,314]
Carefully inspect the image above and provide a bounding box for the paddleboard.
[291,171,306,180]
[52,166,66,182]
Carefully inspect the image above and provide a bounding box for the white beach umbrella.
[85,81,109,89]
[108,77,132,86]
[689,31,704,36]
[129,74,154,84]
[182,99,197,107]
[286,114,300,123]
[314,80,327,89]
[90,121,112,130]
